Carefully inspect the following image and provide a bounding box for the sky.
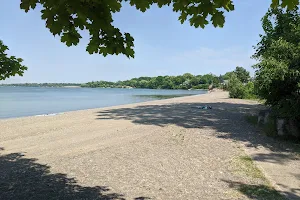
[0,0,271,83]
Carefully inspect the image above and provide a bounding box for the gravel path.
[0,91,298,199]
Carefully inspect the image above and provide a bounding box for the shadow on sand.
[96,101,300,199]
[0,148,149,200]
[222,179,286,200]
[96,102,299,154]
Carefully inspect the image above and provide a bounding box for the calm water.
[0,87,206,119]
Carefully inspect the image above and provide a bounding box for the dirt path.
[0,91,299,199]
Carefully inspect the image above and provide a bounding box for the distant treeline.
[2,68,250,90]
[81,73,230,89]
[1,83,81,87]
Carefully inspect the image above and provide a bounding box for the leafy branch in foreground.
[19,0,235,58]
[19,0,298,58]
[0,40,27,80]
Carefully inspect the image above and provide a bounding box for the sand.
[0,91,299,199]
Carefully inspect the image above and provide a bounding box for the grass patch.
[238,156,266,180]
[229,155,285,199]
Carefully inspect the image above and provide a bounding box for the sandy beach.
[1,91,299,200]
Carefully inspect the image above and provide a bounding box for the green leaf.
[178,12,188,24]
[190,15,209,28]
[129,0,152,12]
[0,40,28,80]
[211,11,225,27]
[60,33,70,44]
[125,47,135,58]
[20,0,38,12]
[224,1,235,11]
[271,0,280,8]
[86,42,99,54]
[281,0,299,9]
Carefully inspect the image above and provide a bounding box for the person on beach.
[208,84,213,93]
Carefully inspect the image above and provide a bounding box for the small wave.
[34,112,64,117]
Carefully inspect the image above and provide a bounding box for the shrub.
[228,74,257,99]
[228,74,246,99]
[244,82,257,99]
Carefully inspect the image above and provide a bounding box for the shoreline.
[0,92,209,121]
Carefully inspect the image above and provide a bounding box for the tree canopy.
[81,72,223,89]
[0,40,27,80]
[234,66,250,83]
[253,7,300,119]
[20,0,299,58]
[80,66,251,90]
[219,66,250,83]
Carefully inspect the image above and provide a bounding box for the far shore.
[62,85,81,88]
[0,84,209,90]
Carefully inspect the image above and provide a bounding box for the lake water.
[0,87,206,119]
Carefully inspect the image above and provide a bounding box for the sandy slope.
[0,91,299,199]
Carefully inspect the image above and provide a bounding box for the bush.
[228,74,246,98]
[228,74,257,99]
[244,82,257,99]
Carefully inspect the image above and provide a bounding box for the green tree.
[129,79,138,87]
[139,80,149,88]
[227,73,245,99]
[227,73,256,99]
[0,40,27,80]
[190,76,200,86]
[148,77,158,89]
[182,73,194,80]
[253,8,300,119]
[234,66,250,83]
[244,81,257,99]
[80,72,228,90]
[172,75,185,87]
[222,71,234,80]
[201,74,214,84]
[213,75,220,86]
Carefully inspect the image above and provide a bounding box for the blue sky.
[1,1,271,83]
